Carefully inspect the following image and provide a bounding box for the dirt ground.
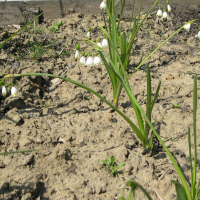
[0,0,200,200]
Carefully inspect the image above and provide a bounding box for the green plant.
[171,76,200,200]
[1,3,200,199]
[85,0,191,107]
[0,149,42,156]
[187,71,195,75]
[27,37,59,62]
[119,76,200,200]
[87,18,91,22]
[84,95,90,100]
[100,156,125,177]
[171,103,180,108]
[49,21,62,33]
[119,180,152,200]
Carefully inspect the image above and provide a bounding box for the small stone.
[21,154,34,166]
[21,193,32,200]
[0,160,5,168]
[110,118,117,123]
[166,75,174,80]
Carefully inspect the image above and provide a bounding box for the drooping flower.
[86,32,90,38]
[86,27,91,39]
[75,44,80,60]
[11,87,17,96]
[102,36,108,48]
[183,23,191,32]
[86,52,94,67]
[198,31,200,39]
[2,86,6,96]
[97,38,102,48]
[80,51,86,65]
[163,11,167,19]
[94,53,102,65]
[167,4,171,12]
[100,1,106,9]
[157,8,162,17]
[75,50,79,59]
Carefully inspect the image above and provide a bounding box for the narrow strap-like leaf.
[171,181,188,200]
[192,75,197,196]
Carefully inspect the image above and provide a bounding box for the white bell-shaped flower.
[198,31,200,39]
[86,52,94,66]
[100,1,106,9]
[102,38,108,48]
[80,56,86,65]
[96,38,102,48]
[11,87,17,96]
[86,57,94,66]
[167,4,171,12]
[183,23,191,32]
[97,42,102,48]
[2,86,6,96]
[75,50,79,59]
[163,11,167,19]
[157,9,162,17]
[94,53,101,65]
[86,31,90,39]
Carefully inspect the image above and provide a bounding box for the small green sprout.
[49,21,62,33]
[171,103,180,108]
[84,95,90,100]
[87,18,91,22]
[100,156,125,177]
[187,71,194,75]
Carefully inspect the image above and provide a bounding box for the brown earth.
[0,1,200,200]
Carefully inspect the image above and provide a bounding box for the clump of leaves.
[49,21,62,33]
[100,156,125,177]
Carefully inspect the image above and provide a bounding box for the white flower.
[86,31,90,39]
[157,9,162,17]
[2,86,6,96]
[167,4,171,12]
[94,56,101,65]
[198,31,200,39]
[97,42,102,48]
[100,1,106,9]
[102,38,108,47]
[80,56,86,65]
[11,87,17,96]
[75,50,79,59]
[86,57,94,66]
[183,23,191,32]
[163,12,167,19]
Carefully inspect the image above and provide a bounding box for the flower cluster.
[156,1,171,19]
[75,36,108,66]
[80,52,102,67]
[1,86,17,96]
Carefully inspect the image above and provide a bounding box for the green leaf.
[111,169,117,176]
[55,21,62,27]
[171,180,188,200]
[108,157,112,165]
[100,160,107,165]
[114,162,125,170]
[111,156,115,166]
[125,180,153,200]
[118,197,126,200]
[0,149,42,155]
